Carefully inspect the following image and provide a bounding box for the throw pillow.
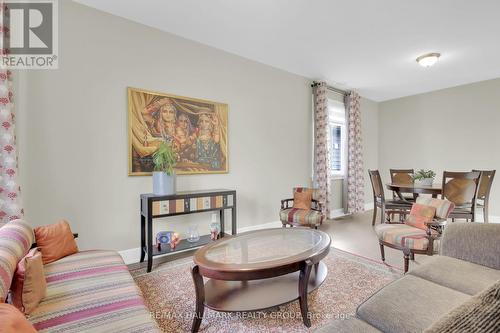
[424,279,500,333]
[10,248,46,314]
[34,220,78,264]
[293,189,312,210]
[0,303,37,333]
[405,203,436,230]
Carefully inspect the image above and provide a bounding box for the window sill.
[331,175,345,180]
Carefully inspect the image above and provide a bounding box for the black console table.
[140,189,237,272]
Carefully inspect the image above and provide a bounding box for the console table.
[140,189,237,272]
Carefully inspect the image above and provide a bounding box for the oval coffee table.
[191,228,331,332]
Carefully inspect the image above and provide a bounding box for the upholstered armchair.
[280,187,325,229]
[375,197,455,273]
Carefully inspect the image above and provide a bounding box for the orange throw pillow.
[405,203,436,230]
[34,220,78,264]
[293,190,312,210]
[10,248,46,314]
[0,303,37,333]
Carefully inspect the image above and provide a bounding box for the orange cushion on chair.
[10,248,47,314]
[405,203,436,230]
[293,190,312,210]
[34,220,78,264]
[0,303,37,333]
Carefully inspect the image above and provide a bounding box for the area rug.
[131,248,401,333]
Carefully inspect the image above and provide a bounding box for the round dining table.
[386,183,442,202]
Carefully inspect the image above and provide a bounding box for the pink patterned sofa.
[0,220,160,333]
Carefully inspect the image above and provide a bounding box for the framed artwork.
[128,87,228,175]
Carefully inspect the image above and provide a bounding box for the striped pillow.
[416,197,455,219]
[0,220,34,302]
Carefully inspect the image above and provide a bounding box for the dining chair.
[368,170,412,225]
[375,197,455,273]
[441,171,481,222]
[472,169,496,223]
[389,169,417,202]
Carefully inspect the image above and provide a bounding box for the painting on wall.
[128,87,228,175]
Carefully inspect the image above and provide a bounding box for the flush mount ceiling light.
[416,52,441,67]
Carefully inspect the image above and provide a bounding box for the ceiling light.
[416,53,441,67]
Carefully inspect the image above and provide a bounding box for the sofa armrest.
[440,223,500,269]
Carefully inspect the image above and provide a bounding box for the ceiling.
[75,0,500,101]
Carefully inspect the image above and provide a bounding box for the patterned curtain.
[312,82,331,217]
[0,2,23,227]
[346,91,365,213]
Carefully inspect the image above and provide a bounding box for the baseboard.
[329,202,374,219]
[119,220,282,265]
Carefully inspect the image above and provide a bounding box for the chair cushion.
[28,250,160,333]
[375,224,437,251]
[405,203,436,230]
[357,275,469,333]
[315,317,381,333]
[0,220,34,302]
[280,208,323,226]
[409,256,500,295]
[423,279,500,333]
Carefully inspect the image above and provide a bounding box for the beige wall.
[16,1,314,251]
[379,78,500,216]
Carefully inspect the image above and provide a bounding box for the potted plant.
[152,141,177,195]
[413,169,436,186]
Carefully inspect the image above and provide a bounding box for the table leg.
[299,259,313,327]
[191,265,205,333]
[231,199,237,235]
[147,216,153,273]
[219,209,225,238]
[140,213,146,263]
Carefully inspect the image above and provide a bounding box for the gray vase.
[152,171,176,195]
[421,178,434,186]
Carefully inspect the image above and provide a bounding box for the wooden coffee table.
[191,228,331,332]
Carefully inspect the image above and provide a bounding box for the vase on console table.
[152,171,176,195]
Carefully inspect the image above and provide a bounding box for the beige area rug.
[131,248,401,333]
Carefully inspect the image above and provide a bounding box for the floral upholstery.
[28,250,160,333]
[375,224,439,251]
[0,220,34,301]
[280,208,323,227]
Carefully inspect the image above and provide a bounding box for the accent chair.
[280,187,324,229]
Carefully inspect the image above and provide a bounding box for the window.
[328,98,346,176]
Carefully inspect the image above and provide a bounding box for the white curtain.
[345,91,365,213]
[312,82,331,217]
[0,2,23,226]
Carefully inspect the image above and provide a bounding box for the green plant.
[413,169,436,181]
[152,141,176,175]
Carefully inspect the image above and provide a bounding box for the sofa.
[0,220,160,333]
[316,223,500,333]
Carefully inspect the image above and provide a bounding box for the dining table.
[386,183,442,202]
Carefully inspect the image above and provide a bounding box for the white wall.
[379,78,500,216]
[16,1,314,251]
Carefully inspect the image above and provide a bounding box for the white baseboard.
[328,202,374,219]
[119,220,282,265]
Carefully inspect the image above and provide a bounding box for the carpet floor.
[131,248,401,333]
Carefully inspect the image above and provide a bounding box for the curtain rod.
[311,81,350,96]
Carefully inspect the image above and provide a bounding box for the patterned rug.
[131,248,401,333]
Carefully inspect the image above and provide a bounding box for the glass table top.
[194,228,330,270]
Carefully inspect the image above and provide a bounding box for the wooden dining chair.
[389,169,417,202]
[441,171,481,222]
[472,169,496,223]
[368,170,412,225]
